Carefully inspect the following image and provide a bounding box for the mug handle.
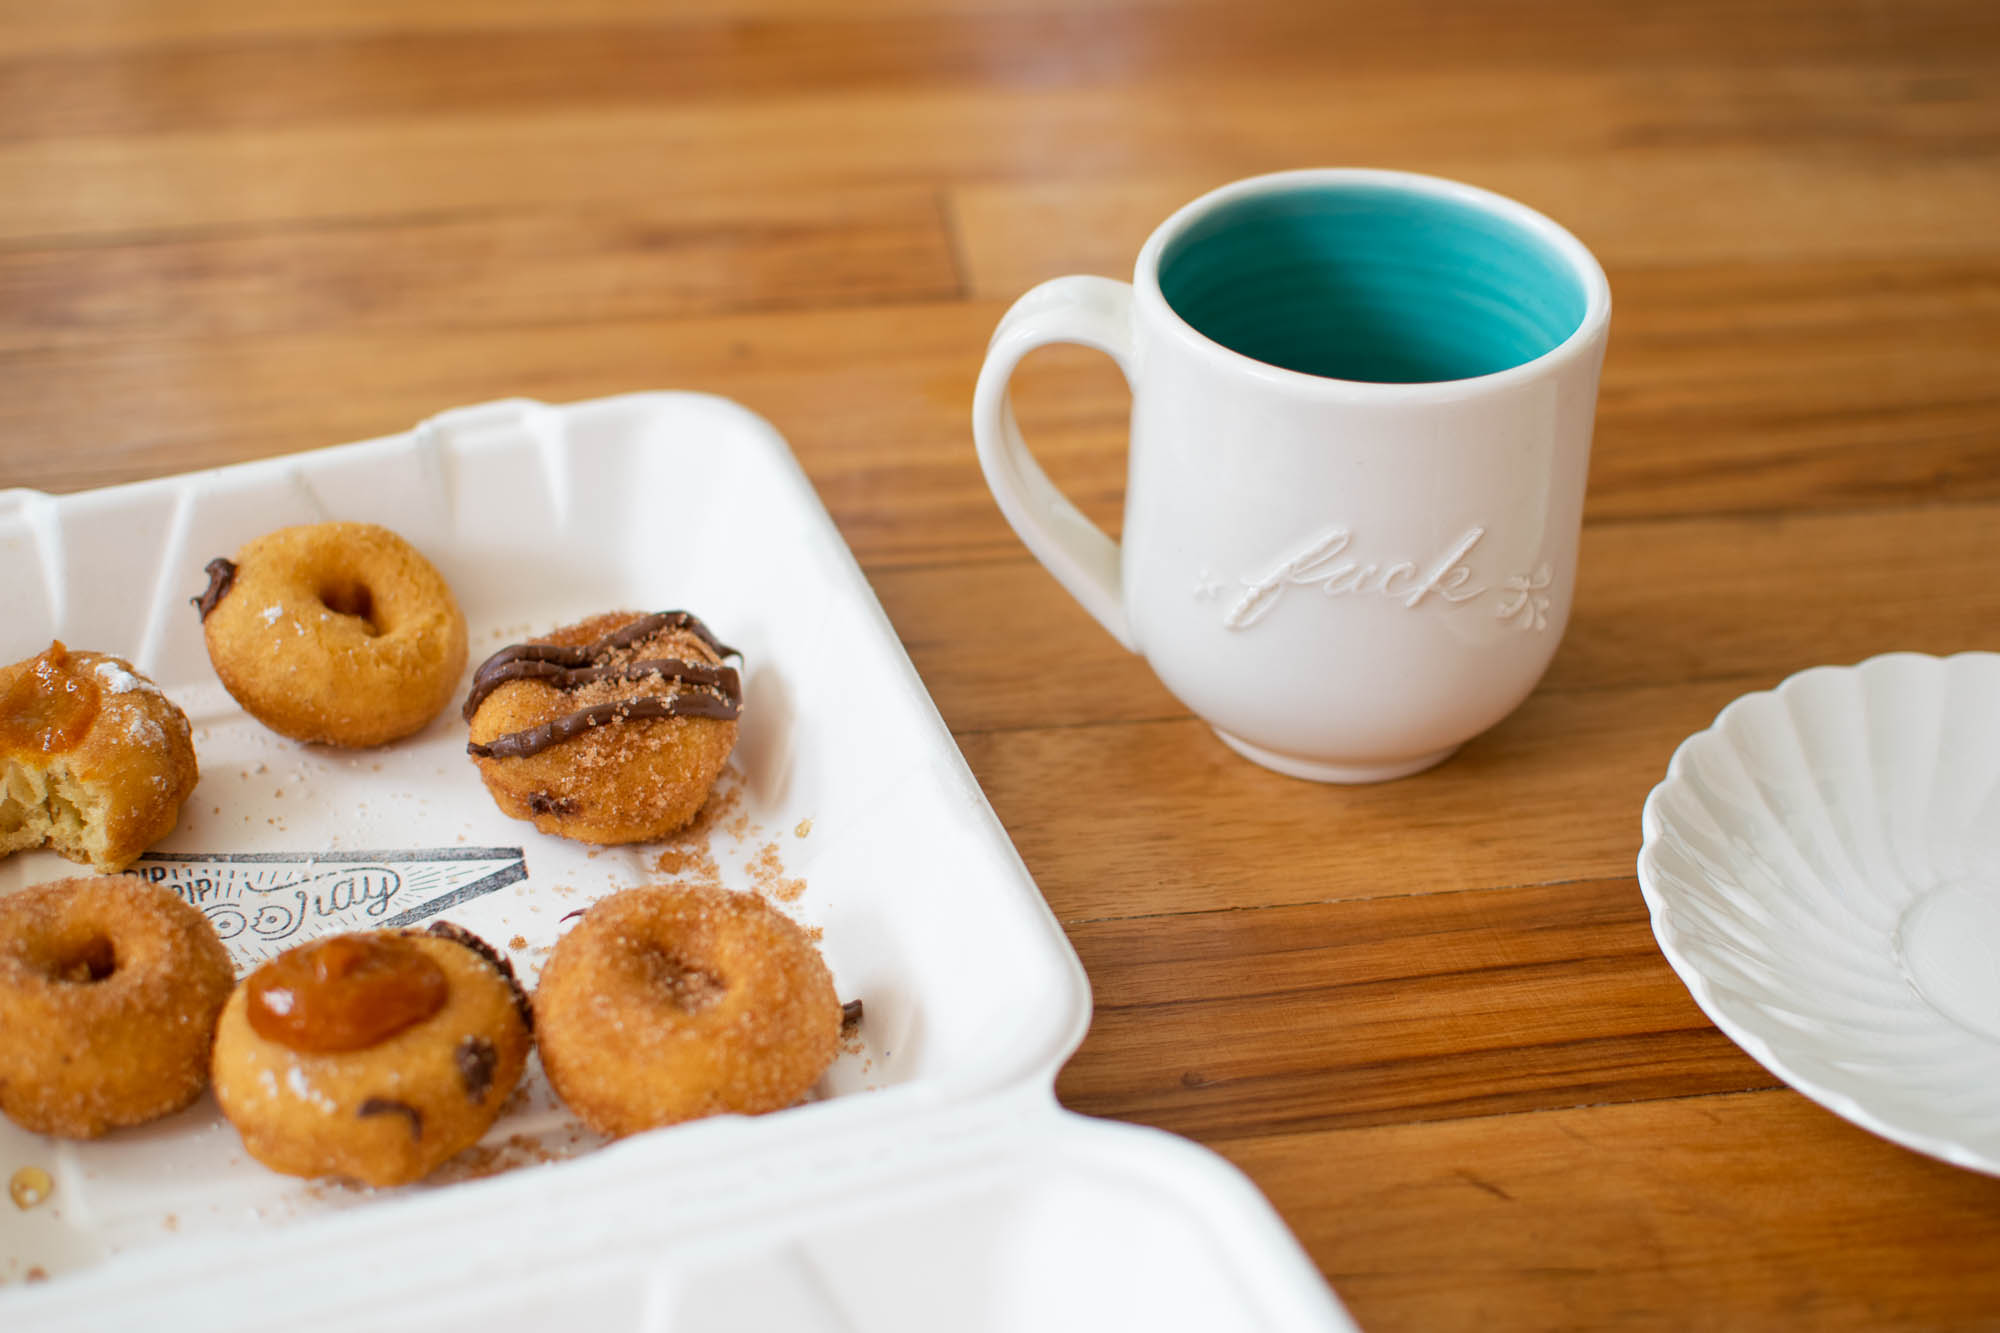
[971,276,1139,651]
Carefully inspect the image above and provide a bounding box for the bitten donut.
[193,522,467,747]
[1,642,200,872]
[534,885,840,1137]
[0,876,234,1138]
[464,611,740,844]
[210,922,531,1187]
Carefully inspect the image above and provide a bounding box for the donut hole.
[637,946,725,1013]
[317,580,381,635]
[48,934,117,985]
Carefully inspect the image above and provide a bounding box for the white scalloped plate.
[1639,652,2000,1175]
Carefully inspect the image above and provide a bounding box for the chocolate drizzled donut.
[464,611,742,761]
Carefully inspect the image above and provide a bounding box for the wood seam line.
[1088,957,1681,1015]
[1169,1083,1801,1146]
[1057,874,1644,929]
[934,187,973,301]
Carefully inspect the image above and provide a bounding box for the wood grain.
[955,156,2000,298]
[0,189,959,345]
[958,680,1736,921]
[1056,877,1776,1139]
[1221,1090,2000,1331]
[3,0,1998,1325]
[6,254,1999,544]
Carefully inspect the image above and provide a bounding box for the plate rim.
[1637,648,2000,1176]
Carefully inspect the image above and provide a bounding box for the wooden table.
[3,0,1997,1325]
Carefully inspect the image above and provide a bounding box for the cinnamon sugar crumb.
[508,935,527,950]
[430,1132,572,1184]
[746,840,806,903]
[674,776,743,842]
[654,841,722,889]
[794,818,812,838]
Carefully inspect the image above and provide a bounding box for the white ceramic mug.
[972,168,1611,781]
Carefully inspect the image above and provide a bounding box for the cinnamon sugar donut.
[464,611,740,844]
[193,522,467,747]
[533,885,840,1137]
[0,642,200,873]
[0,876,234,1138]
[209,922,531,1187]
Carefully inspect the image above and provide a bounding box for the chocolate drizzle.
[357,1097,424,1142]
[464,611,743,762]
[190,558,238,620]
[469,695,739,760]
[841,999,864,1034]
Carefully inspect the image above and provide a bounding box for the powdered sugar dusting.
[93,658,159,697]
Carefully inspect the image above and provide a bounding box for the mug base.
[1212,730,1460,784]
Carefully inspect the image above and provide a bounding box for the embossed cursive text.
[1225,527,1490,630]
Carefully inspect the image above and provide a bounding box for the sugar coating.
[467,612,738,845]
[199,522,467,749]
[0,878,235,1139]
[533,885,839,1137]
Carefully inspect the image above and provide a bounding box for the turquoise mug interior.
[1157,182,1589,384]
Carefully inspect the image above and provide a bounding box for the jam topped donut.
[194,522,467,748]
[210,922,531,1186]
[464,611,740,844]
[0,642,199,872]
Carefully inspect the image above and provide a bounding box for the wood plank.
[1054,877,1773,1139]
[871,501,2000,734]
[955,678,1769,921]
[4,57,1993,242]
[0,189,959,344]
[953,155,2000,300]
[1216,1090,2000,1331]
[2,0,1989,64]
[3,8,1995,144]
[3,256,1998,545]
[0,0,1201,58]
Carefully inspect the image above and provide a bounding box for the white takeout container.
[0,395,1355,1331]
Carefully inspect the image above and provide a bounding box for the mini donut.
[534,885,840,1137]
[0,876,234,1138]
[464,611,740,844]
[209,922,531,1186]
[193,522,467,747]
[0,642,200,873]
